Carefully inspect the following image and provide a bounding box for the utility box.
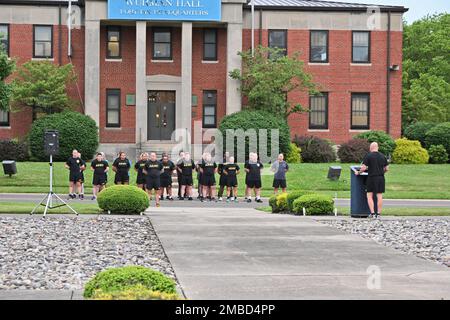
[350,166,376,218]
[2,160,17,177]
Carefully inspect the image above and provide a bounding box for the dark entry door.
[148,91,176,140]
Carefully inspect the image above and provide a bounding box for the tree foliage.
[0,49,15,111]
[12,60,77,115]
[402,14,450,126]
[229,46,319,118]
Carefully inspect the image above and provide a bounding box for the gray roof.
[246,0,407,12]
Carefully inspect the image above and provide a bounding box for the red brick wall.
[99,25,136,144]
[0,24,85,140]
[242,28,403,144]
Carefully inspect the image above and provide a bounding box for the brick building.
[0,0,407,157]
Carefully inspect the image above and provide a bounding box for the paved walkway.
[149,207,450,299]
[1,193,450,208]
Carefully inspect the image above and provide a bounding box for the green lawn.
[0,162,449,199]
[0,201,101,214]
[257,206,450,216]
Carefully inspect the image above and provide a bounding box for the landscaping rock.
[0,216,177,290]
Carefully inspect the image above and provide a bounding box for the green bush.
[275,193,288,212]
[403,122,436,146]
[392,138,429,164]
[287,190,314,212]
[97,185,150,214]
[83,266,177,299]
[269,194,279,213]
[428,145,449,164]
[354,131,396,156]
[286,143,302,163]
[292,194,334,215]
[90,284,180,300]
[0,139,29,161]
[425,122,450,155]
[219,110,291,157]
[293,135,336,163]
[337,138,370,163]
[28,111,98,161]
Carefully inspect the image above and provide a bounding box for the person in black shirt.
[196,158,203,200]
[217,152,230,201]
[223,156,240,203]
[90,152,109,200]
[144,152,163,207]
[199,153,217,202]
[176,151,185,199]
[77,151,86,199]
[135,152,149,190]
[160,154,176,201]
[112,151,131,185]
[244,152,264,203]
[65,149,86,199]
[357,142,389,218]
[177,152,195,200]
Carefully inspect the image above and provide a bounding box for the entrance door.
[148,91,176,141]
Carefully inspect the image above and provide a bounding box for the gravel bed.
[319,218,450,268]
[0,216,177,290]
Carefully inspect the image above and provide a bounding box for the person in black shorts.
[135,152,149,190]
[176,151,185,199]
[113,151,131,185]
[76,151,87,199]
[65,149,85,199]
[271,153,289,194]
[357,142,389,218]
[196,158,203,200]
[144,152,163,207]
[90,152,109,200]
[177,152,195,201]
[223,156,240,203]
[244,152,264,203]
[217,152,230,201]
[199,152,217,202]
[160,154,176,200]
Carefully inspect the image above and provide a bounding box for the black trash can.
[2,160,17,177]
[350,166,376,218]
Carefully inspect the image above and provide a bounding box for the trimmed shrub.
[403,122,435,146]
[269,194,279,213]
[0,139,29,161]
[286,142,302,163]
[293,135,336,163]
[97,185,150,214]
[425,122,450,155]
[29,111,98,161]
[354,131,395,156]
[428,145,449,164]
[337,138,370,163]
[219,110,291,157]
[275,193,288,212]
[392,138,429,164]
[83,266,177,299]
[292,194,334,215]
[90,284,180,300]
[286,190,314,212]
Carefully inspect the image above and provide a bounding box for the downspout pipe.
[58,4,62,65]
[259,8,262,45]
[386,11,391,134]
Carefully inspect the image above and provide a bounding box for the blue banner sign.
[108,0,222,21]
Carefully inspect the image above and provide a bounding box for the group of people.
[64,149,291,207]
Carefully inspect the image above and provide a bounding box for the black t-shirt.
[145,160,163,178]
[91,159,109,176]
[161,160,175,179]
[178,160,195,176]
[113,158,131,173]
[217,163,224,175]
[66,157,85,174]
[223,163,240,177]
[362,152,388,177]
[134,160,147,178]
[245,161,264,181]
[200,160,217,176]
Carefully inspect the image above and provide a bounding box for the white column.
[226,22,243,115]
[84,20,100,125]
[136,21,147,143]
[181,22,193,135]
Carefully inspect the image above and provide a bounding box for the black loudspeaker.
[44,130,59,156]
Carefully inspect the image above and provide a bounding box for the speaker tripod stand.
[31,155,79,217]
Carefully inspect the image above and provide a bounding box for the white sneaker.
[218,197,223,202]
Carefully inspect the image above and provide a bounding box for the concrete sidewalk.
[149,207,450,300]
